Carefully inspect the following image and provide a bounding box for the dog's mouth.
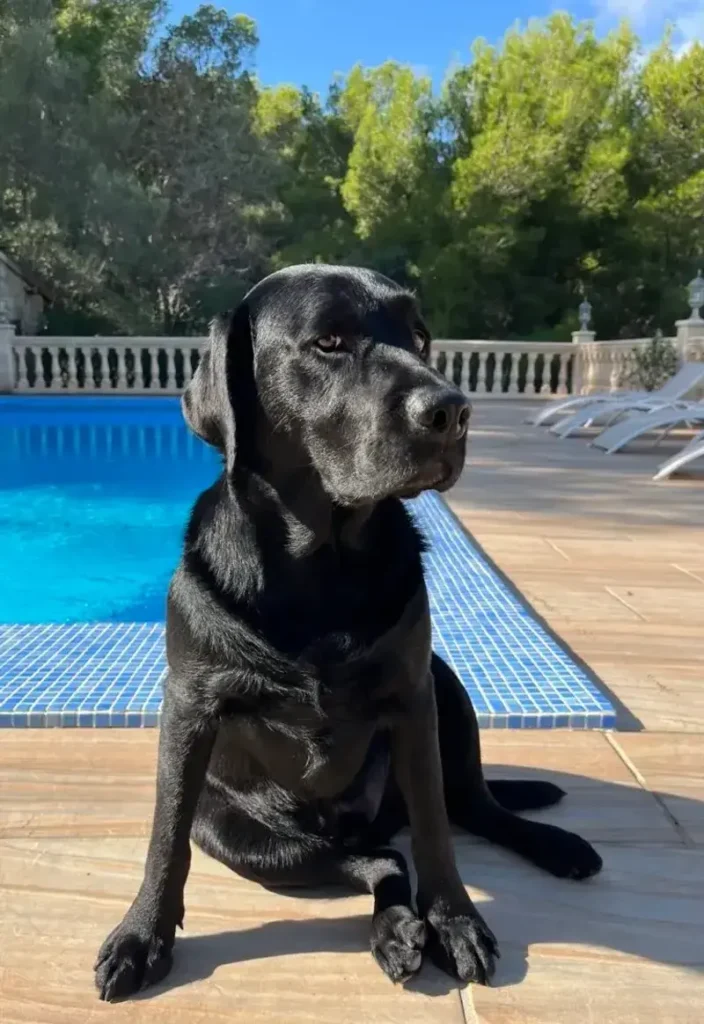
[393,462,457,500]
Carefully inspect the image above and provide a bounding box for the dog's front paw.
[425,901,499,985]
[94,916,175,1002]
[371,905,426,983]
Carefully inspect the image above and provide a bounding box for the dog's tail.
[486,779,566,812]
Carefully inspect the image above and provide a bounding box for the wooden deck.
[2,402,704,1022]
[451,401,704,733]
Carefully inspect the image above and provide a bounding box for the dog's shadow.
[139,765,703,999]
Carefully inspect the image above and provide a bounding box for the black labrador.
[95,265,602,1001]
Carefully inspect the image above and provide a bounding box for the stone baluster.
[525,352,538,396]
[165,347,176,391]
[67,345,79,391]
[148,346,159,389]
[15,346,28,390]
[182,347,194,388]
[506,352,519,396]
[95,347,106,389]
[476,351,488,394]
[459,351,471,394]
[116,346,128,391]
[84,347,95,389]
[554,355,568,395]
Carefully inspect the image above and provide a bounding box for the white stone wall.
[0,253,45,334]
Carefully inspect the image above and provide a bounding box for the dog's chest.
[259,552,419,662]
[219,589,429,799]
[255,641,407,736]
[235,680,393,799]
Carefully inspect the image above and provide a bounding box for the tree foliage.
[0,5,702,337]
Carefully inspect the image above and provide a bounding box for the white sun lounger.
[653,429,704,481]
[530,387,649,427]
[590,401,704,455]
[534,361,704,432]
[548,362,704,439]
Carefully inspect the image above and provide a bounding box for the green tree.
[52,0,164,94]
[255,83,356,268]
[0,0,153,328]
[120,5,274,331]
[622,40,704,333]
[1,5,701,339]
[434,15,637,337]
[0,1,277,333]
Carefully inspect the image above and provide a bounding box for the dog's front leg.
[94,684,217,1001]
[392,676,499,985]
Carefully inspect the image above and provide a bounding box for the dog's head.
[182,265,470,505]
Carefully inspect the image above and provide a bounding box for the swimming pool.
[0,396,615,728]
[0,397,218,623]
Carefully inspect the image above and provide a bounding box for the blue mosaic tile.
[414,495,614,729]
[0,623,164,728]
[0,490,615,729]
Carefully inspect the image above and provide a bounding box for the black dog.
[95,265,602,1001]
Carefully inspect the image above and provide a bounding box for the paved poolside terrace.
[2,401,704,1022]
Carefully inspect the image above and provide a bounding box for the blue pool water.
[0,398,219,624]
[0,397,615,728]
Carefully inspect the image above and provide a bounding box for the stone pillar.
[675,317,704,362]
[0,321,16,393]
[570,329,595,395]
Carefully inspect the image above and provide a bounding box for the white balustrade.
[578,338,654,395]
[0,332,687,399]
[431,340,576,399]
[6,336,210,394]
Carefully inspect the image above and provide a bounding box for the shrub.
[621,331,678,392]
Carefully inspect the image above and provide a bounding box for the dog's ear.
[181,304,253,470]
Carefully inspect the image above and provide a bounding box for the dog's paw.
[371,905,426,983]
[425,903,499,985]
[94,919,175,1002]
[530,827,603,880]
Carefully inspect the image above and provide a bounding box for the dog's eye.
[315,335,345,353]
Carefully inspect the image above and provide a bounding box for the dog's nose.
[407,387,471,440]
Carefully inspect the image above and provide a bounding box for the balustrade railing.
[9,336,206,394]
[431,340,575,398]
[2,329,703,398]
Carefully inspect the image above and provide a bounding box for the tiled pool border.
[0,488,615,729]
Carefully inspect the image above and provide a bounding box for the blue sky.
[168,1,704,94]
